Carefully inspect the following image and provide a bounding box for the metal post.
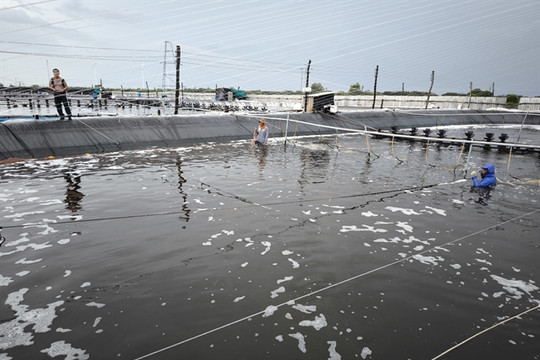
[284,114,289,145]
[425,70,434,109]
[372,65,378,109]
[463,142,474,178]
[468,82,472,109]
[174,45,181,115]
[303,60,311,113]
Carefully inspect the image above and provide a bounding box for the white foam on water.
[361,347,373,359]
[36,224,58,235]
[39,199,63,206]
[340,225,387,233]
[490,275,539,299]
[288,258,300,269]
[361,211,378,217]
[1,288,64,351]
[288,332,307,353]
[92,317,102,328]
[4,234,29,247]
[424,206,446,216]
[476,258,493,266]
[292,303,317,314]
[299,313,327,331]
[4,211,46,221]
[327,341,341,360]
[15,258,43,264]
[261,241,271,255]
[0,275,13,286]
[396,221,413,233]
[412,254,444,266]
[277,276,293,284]
[262,305,278,318]
[80,282,91,288]
[86,302,105,308]
[385,206,421,215]
[57,215,82,221]
[270,286,286,298]
[233,296,246,303]
[40,341,89,360]
[0,241,52,257]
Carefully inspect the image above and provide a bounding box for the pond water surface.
[1,126,539,360]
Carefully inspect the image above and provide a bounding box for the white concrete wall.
[334,95,507,110]
[518,97,540,111]
[108,91,538,111]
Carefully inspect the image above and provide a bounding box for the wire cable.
[431,304,540,360]
[391,136,406,163]
[133,208,540,359]
[77,118,122,148]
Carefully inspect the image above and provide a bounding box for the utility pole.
[303,60,311,112]
[492,82,495,96]
[468,82,473,109]
[372,65,378,109]
[425,70,435,109]
[174,45,181,115]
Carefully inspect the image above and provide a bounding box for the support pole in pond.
[372,65,378,109]
[425,70,434,109]
[463,141,474,178]
[284,114,290,145]
[303,60,311,113]
[174,45,181,115]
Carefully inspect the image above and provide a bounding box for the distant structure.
[305,92,336,113]
[215,88,247,101]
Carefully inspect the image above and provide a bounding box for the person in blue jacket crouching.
[470,163,497,205]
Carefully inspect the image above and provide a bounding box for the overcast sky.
[1,0,539,96]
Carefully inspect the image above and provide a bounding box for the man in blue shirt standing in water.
[470,163,496,205]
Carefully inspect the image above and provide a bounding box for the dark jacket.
[472,163,496,187]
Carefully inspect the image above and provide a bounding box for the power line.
[0,50,161,62]
[0,40,161,53]
[0,0,57,11]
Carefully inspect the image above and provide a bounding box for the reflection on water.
[299,146,331,186]
[175,155,190,223]
[252,143,268,179]
[64,171,84,212]
[0,128,539,360]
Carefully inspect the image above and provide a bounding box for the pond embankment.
[0,109,538,161]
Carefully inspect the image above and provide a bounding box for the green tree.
[348,83,362,95]
[310,83,324,93]
[470,88,493,97]
[506,94,521,109]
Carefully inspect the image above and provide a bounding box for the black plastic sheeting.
[0,110,537,160]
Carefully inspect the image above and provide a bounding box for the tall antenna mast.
[162,41,174,91]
